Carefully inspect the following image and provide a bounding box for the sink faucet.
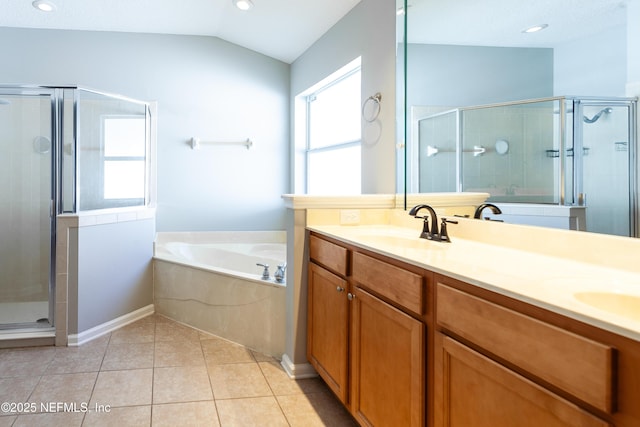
[473,203,502,220]
[408,204,439,240]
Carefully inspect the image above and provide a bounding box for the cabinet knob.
[347,293,355,301]
[336,286,345,292]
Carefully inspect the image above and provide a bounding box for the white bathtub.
[153,231,286,357]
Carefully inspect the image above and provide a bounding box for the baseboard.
[68,304,155,346]
[280,353,318,379]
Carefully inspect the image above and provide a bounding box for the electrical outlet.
[340,209,361,225]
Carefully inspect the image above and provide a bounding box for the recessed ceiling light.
[522,24,548,33]
[32,0,56,12]
[234,0,253,11]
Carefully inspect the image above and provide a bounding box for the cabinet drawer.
[441,336,610,427]
[309,234,348,276]
[352,252,424,315]
[436,283,615,413]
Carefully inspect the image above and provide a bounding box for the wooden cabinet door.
[350,287,425,427]
[307,262,349,403]
[436,335,610,427]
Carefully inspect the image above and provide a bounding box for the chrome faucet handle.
[274,263,287,283]
[256,263,270,280]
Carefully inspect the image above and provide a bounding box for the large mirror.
[399,0,639,237]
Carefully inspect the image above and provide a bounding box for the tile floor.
[0,315,357,426]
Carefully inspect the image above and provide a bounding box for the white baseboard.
[67,304,155,346]
[280,353,317,379]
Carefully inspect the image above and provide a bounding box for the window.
[103,116,146,200]
[305,64,361,194]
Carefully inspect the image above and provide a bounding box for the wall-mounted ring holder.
[362,93,381,123]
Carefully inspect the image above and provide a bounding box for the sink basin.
[574,292,640,321]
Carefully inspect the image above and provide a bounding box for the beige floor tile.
[216,396,288,427]
[83,405,151,427]
[277,392,358,427]
[28,372,98,411]
[77,334,111,352]
[201,337,255,365]
[0,376,40,411]
[259,360,327,396]
[90,369,153,407]
[0,346,56,363]
[0,347,56,378]
[0,315,350,427]
[101,342,154,370]
[154,340,205,368]
[152,314,174,324]
[251,350,277,362]
[152,366,213,404]
[46,348,105,374]
[109,321,155,344]
[152,401,219,427]
[199,330,218,341]
[13,411,84,427]
[155,321,200,342]
[0,416,16,427]
[209,362,272,399]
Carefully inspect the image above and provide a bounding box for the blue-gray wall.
[67,219,155,334]
[406,44,554,108]
[554,25,627,96]
[0,27,290,232]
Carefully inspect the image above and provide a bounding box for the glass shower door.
[0,90,55,329]
[578,102,634,237]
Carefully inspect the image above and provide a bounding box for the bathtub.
[153,231,286,357]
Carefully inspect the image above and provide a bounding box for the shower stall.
[0,85,151,332]
[413,96,638,236]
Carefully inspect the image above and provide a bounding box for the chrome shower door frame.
[0,85,59,330]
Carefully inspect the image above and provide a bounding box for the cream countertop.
[307,222,640,342]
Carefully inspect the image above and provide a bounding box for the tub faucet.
[256,263,270,280]
[473,203,502,220]
[408,204,439,240]
[274,263,286,283]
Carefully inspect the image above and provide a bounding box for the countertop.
[307,224,640,342]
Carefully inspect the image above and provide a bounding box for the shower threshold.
[0,301,50,328]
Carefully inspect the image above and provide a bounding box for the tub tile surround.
[0,315,356,426]
[153,231,287,359]
[154,260,286,358]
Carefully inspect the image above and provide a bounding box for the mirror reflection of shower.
[413,96,638,237]
[583,107,613,123]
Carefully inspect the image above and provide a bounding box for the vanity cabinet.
[350,252,425,427]
[433,275,640,427]
[307,235,350,403]
[307,229,640,427]
[307,233,427,427]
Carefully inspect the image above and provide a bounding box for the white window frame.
[299,58,362,194]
